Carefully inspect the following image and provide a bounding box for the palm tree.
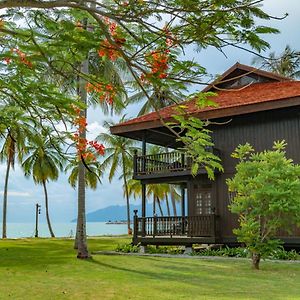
[66,159,102,249]
[127,179,171,217]
[0,124,29,238]
[128,85,183,116]
[22,133,64,238]
[252,45,300,78]
[66,160,102,190]
[98,118,139,234]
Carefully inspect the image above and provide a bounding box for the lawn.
[0,237,300,300]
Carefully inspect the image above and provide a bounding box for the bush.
[269,248,299,260]
[146,245,185,255]
[115,243,140,253]
[192,246,249,258]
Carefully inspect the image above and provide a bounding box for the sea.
[0,222,128,238]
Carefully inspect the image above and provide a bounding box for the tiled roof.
[116,81,300,127]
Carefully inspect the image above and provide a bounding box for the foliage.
[65,160,102,190]
[170,93,223,179]
[115,243,140,253]
[115,243,185,255]
[22,132,64,184]
[269,247,299,261]
[146,245,184,255]
[193,246,249,258]
[253,45,300,78]
[227,140,300,269]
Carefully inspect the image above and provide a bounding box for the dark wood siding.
[210,106,300,239]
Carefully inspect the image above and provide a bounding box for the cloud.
[86,121,107,140]
[0,190,31,197]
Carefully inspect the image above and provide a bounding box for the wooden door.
[187,178,216,237]
[195,189,213,215]
[188,179,214,216]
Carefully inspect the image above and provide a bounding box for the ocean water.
[0,222,128,238]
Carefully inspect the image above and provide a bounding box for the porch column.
[141,130,147,236]
[181,185,185,217]
[181,185,185,235]
[142,131,146,173]
[142,183,146,237]
[142,131,146,156]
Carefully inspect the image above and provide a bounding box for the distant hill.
[72,202,181,222]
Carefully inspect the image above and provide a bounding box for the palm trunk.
[153,194,156,216]
[171,190,177,216]
[77,158,89,258]
[76,25,90,258]
[122,155,132,235]
[165,194,170,216]
[74,221,79,249]
[157,197,163,216]
[2,156,11,239]
[42,180,55,238]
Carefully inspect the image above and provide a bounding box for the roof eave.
[110,96,300,136]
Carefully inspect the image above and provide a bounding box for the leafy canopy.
[227,141,300,268]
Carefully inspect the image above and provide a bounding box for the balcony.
[133,213,218,245]
[133,148,219,180]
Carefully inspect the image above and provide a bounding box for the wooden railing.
[133,148,219,177]
[133,212,216,238]
[134,151,192,176]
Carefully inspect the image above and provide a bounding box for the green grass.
[0,237,300,300]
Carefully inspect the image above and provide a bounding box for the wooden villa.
[110,63,300,248]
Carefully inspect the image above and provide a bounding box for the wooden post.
[181,186,185,235]
[153,214,157,238]
[35,203,41,238]
[211,214,216,237]
[181,153,185,169]
[142,183,146,237]
[142,131,146,173]
[133,149,137,176]
[133,210,138,242]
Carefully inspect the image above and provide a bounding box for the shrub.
[115,243,140,253]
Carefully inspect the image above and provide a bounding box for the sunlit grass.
[0,237,299,299]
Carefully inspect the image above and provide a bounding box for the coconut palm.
[98,117,139,234]
[252,45,300,78]
[128,85,183,116]
[0,122,30,238]
[127,178,177,217]
[22,133,64,238]
[66,160,102,190]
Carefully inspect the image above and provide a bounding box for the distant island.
[71,203,149,223]
[71,203,181,222]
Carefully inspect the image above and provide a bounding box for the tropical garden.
[0,0,300,298]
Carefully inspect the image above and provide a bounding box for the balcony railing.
[133,148,219,178]
[133,213,217,238]
[134,151,192,177]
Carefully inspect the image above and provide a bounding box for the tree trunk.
[42,180,55,238]
[2,157,11,239]
[122,155,132,235]
[171,190,177,217]
[76,23,90,258]
[153,194,156,216]
[157,197,163,216]
[76,158,89,258]
[74,221,79,249]
[165,194,170,216]
[251,252,261,270]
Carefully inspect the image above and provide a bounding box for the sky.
[1,0,300,223]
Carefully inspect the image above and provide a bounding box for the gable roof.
[111,80,300,135]
[202,62,291,92]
